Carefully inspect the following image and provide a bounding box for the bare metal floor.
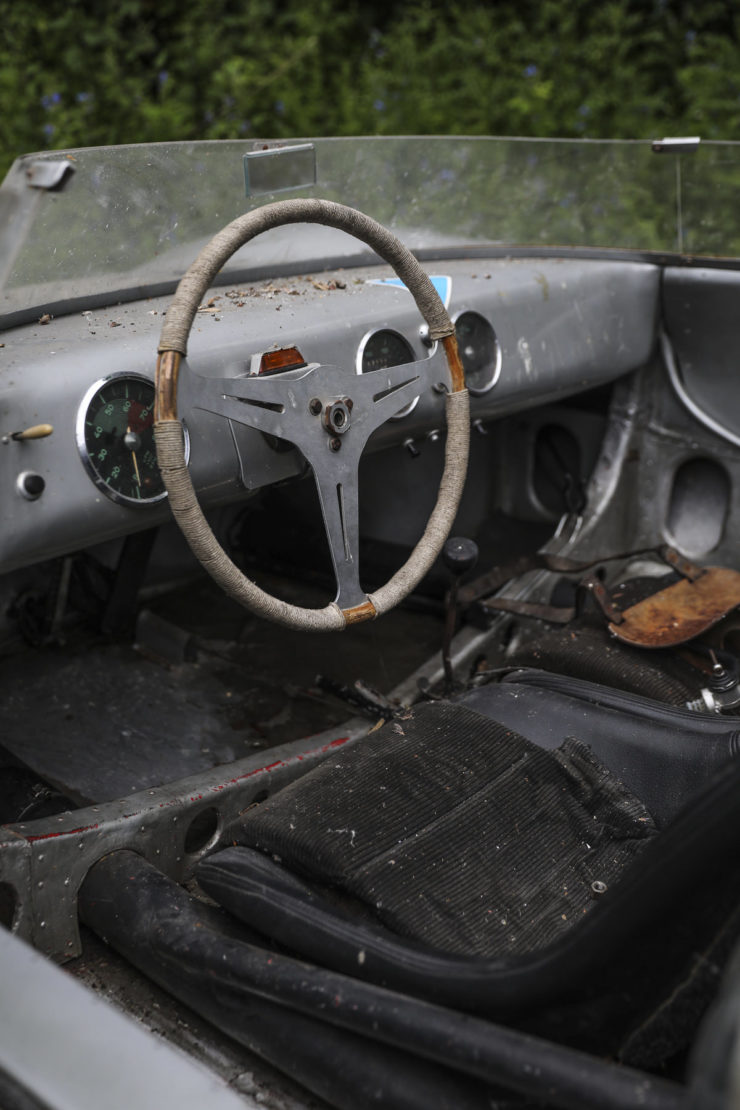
[1,577,442,804]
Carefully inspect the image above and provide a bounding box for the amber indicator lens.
[258,347,307,375]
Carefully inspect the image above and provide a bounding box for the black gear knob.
[442,536,479,579]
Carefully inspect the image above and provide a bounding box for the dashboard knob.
[442,536,479,578]
[17,471,46,500]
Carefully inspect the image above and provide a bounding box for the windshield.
[2,135,740,328]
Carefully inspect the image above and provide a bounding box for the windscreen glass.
[2,136,739,325]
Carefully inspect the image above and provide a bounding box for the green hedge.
[2,0,739,176]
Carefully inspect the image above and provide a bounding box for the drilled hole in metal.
[0,882,18,931]
[184,807,219,855]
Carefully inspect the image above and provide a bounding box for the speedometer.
[356,328,419,419]
[76,373,169,506]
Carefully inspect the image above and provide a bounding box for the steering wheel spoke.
[308,440,367,610]
[354,355,437,432]
[180,365,309,440]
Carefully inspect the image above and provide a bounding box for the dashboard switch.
[3,423,54,444]
[17,472,46,500]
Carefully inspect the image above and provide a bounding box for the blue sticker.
[367,275,452,308]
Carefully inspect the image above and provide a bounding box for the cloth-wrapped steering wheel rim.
[154,197,469,632]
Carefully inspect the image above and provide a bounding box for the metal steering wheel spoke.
[352,355,436,433]
[307,437,367,610]
[180,363,317,441]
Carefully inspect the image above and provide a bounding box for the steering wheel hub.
[323,399,352,436]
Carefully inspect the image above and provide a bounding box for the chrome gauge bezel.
[452,309,502,396]
[76,372,188,507]
[356,328,420,419]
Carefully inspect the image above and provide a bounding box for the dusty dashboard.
[0,256,659,576]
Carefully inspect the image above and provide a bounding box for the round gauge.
[77,373,169,505]
[453,311,501,395]
[357,328,419,419]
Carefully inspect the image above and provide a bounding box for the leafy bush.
[2,0,739,177]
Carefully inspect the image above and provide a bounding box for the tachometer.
[357,328,418,418]
[453,311,501,395]
[76,373,173,505]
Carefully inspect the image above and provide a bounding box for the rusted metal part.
[610,567,740,648]
[582,575,624,624]
[460,554,552,606]
[479,597,576,624]
[458,546,663,608]
[342,598,377,625]
[154,350,181,423]
[479,576,623,626]
[660,545,704,582]
[441,333,466,393]
[478,558,740,645]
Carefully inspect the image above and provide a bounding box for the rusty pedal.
[609,566,740,649]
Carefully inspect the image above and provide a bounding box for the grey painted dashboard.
[0,256,659,575]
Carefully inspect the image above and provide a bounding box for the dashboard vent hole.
[532,424,585,516]
[667,457,730,558]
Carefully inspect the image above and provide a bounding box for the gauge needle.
[127,425,142,486]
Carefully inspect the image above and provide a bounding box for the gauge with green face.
[77,373,168,505]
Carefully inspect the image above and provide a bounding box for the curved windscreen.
[2,136,739,326]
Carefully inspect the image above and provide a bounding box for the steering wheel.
[154,199,469,632]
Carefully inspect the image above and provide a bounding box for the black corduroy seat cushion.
[231,702,656,957]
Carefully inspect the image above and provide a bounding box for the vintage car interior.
[1,136,740,1109]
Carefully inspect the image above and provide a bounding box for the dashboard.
[0,256,660,575]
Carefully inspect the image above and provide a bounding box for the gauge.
[453,311,501,395]
[76,373,173,505]
[357,328,419,419]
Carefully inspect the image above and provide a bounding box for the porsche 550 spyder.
[1,134,739,1109]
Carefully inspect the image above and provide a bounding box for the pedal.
[609,567,740,648]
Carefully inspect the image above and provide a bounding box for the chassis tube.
[80,852,683,1110]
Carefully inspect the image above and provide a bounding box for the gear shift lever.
[441,536,479,692]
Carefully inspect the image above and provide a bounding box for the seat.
[79,670,740,1107]
[197,674,740,1016]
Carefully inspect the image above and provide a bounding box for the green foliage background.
[2,0,740,177]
